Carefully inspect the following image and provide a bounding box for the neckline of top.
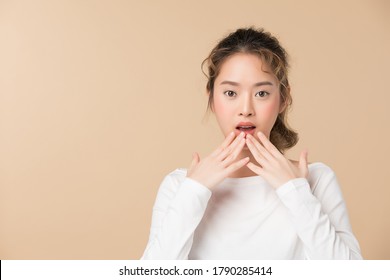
[177,162,324,187]
[221,162,323,186]
[177,162,323,185]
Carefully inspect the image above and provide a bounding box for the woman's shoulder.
[289,159,337,188]
[300,161,339,193]
[154,168,188,199]
[288,159,335,174]
[166,167,188,179]
[158,168,211,198]
[308,161,336,176]
[159,168,188,189]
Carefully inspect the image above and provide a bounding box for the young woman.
[141,27,362,260]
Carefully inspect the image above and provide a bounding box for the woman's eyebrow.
[220,80,274,86]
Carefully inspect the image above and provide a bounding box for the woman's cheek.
[261,102,280,132]
[262,103,279,119]
[213,99,227,116]
[213,99,232,131]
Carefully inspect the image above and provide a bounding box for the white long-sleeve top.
[141,162,362,259]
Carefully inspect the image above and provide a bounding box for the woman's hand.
[187,131,250,190]
[245,131,309,189]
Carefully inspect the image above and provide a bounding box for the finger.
[299,149,308,177]
[245,137,267,167]
[246,134,273,162]
[188,152,200,175]
[210,131,235,157]
[246,162,263,175]
[229,136,247,160]
[217,131,245,161]
[222,137,246,166]
[191,152,200,167]
[257,131,282,159]
[300,149,308,166]
[221,131,236,149]
[224,156,250,176]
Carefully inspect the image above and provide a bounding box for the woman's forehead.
[216,53,277,84]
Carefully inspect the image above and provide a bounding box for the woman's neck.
[227,149,298,178]
[228,150,258,178]
[228,168,258,178]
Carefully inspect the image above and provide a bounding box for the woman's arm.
[142,132,249,259]
[141,171,212,260]
[245,132,362,259]
[275,167,362,259]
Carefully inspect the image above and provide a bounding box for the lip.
[235,122,256,138]
[237,122,255,127]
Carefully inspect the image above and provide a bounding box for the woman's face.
[211,53,284,142]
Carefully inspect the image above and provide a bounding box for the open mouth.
[236,125,256,137]
[236,125,256,131]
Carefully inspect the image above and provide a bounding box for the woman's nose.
[239,95,255,117]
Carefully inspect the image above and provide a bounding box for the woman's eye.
[224,90,236,97]
[255,91,269,97]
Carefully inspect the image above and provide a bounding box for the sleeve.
[275,166,363,260]
[141,172,212,260]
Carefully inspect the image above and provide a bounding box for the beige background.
[0,0,389,259]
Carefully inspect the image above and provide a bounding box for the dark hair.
[202,27,298,154]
